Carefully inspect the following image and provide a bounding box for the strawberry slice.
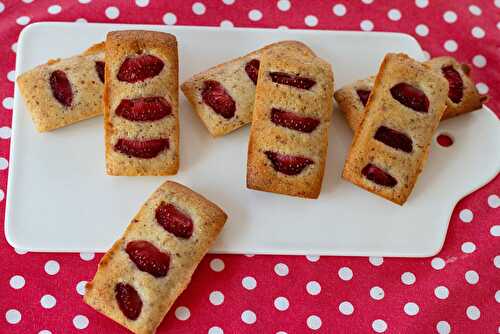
[271,108,320,133]
[245,59,260,85]
[115,97,171,121]
[269,72,316,90]
[202,80,236,119]
[441,66,464,104]
[361,164,397,187]
[265,151,313,175]
[95,61,105,83]
[125,240,170,278]
[155,202,194,239]
[50,70,73,107]
[115,283,143,320]
[117,54,164,83]
[356,89,371,106]
[390,83,429,113]
[374,126,413,153]
[114,138,169,159]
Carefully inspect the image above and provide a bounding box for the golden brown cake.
[342,53,449,205]
[84,181,227,334]
[104,30,179,176]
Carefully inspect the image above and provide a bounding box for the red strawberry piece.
[114,138,169,159]
[271,108,320,133]
[269,72,316,90]
[356,89,371,106]
[95,61,105,83]
[361,164,397,187]
[50,70,73,107]
[265,151,313,176]
[390,83,429,113]
[115,283,143,320]
[155,202,193,239]
[117,54,164,83]
[201,80,236,119]
[374,126,413,153]
[115,97,171,121]
[125,240,170,278]
[441,66,464,104]
[245,59,260,85]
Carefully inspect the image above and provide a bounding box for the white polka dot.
[434,286,449,299]
[0,189,4,202]
[472,26,485,38]
[0,158,7,170]
[404,302,419,316]
[444,40,458,52]
[175,306,190,321]
[14,248,28,255]
[370,286,385,300]
[465,270,479,284]
[443,11,457,23]
[495,290,500,303]
[192,2,206,15]
[75,18,87,23]
[0,2,4,13]
[277,0,290,11]
[5,309,21,324]
[11,42,17,53]
[461,241,476,254]
[494,255,500,268]
[306,315,322,330]
[488,194,500,208]
[135,0,149,7]
[7,70,15,82]
[277,25,288,30]
[222,0,235,4]
[79,252,94,261]
[78,0,92,3]
[472,55,487,68]
[306,281,321,295]
[401,272,416,285]
[44,260,60,275]
[469,5,482,15]
[40,294,56,309]
[209,291,224,306]
[220,20,233,28]
[16,16,30,26]
[276,332,287,334]
[210,258,225,272]
[241,310,256,324]
[242,276,257,290]
[208,326,224,334]
[333,4,346,16]
[431,257,446,270]
[47,5,62,15]
[372,319,387,333]
[338,267,353,281]
[496,0,500,8]
[72,315,89,329]
[3,97,13,109]
[466,305,480,320]
[422,50,431,61]
[339,301,354,315]
[415,24,429,36]
[76,280,87,295]
[248,9,262,21]
[436,320,451,334]
[244,254,254,257]
[306,255,320,262]
[497,22,500,30]
[388,9,401,21]
[9,275,25,289]
[476,82,488,94]
[361,0,374,3]
[459,209,473,223]
[360,20,374,31]
[163,12,177,25]
[274,263,289,276]
[105,6,120,19]
[415,0,428,8]
[274,296,289,311]
[22,0,34,3]
[39,331,52,334]
[305,15,318,27]
[369,256,383,266]
[491,225,500,237]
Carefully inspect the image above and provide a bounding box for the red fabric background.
[0,1,499,333]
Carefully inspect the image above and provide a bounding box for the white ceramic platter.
[5,22,500,256]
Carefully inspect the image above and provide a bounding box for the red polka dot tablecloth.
[1,1,499,333]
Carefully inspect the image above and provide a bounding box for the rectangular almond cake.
[104,30,179,176]
[84,181,227,334]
